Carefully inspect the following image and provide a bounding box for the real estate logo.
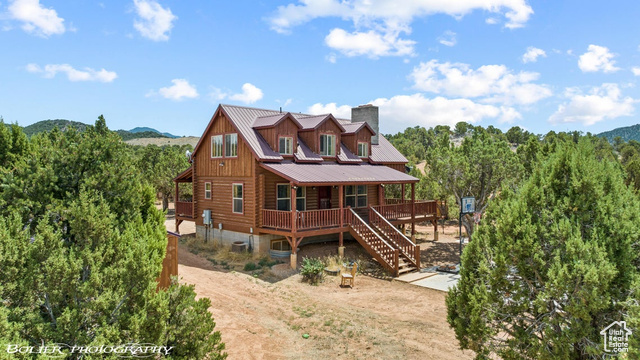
[601,321,632,355]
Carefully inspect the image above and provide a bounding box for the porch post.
[290,182,298,269]
[411,182,416,242]
[401,184,405,202]
[338,184,344,257]
[378,184,384,206]
[174,180,180,234]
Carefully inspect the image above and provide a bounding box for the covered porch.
[174,166,194,233]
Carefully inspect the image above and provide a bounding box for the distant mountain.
[116,129,168,141]
[23,119,89,136]
[128,127,179,138]
[598,124,640,143]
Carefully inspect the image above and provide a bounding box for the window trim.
[225,133,238,158]
[204,182,212,200]
[319,133,336,157]
[345,185,367,208]
[357,142,369,158]
[276,183,290,211]
[278,136,294,155]
[232,183,243,214]
[276,183,306,211]
[211,135,223,158]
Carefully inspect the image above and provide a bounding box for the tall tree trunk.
[162,195,169,212]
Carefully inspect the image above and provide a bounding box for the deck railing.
[296,208,342,230]
[369,207,419,269]
[175,201,194,218]
[345,208,398,276]
[373,200,438,220]
[262,209,292,230]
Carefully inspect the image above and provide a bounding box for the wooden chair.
[341,263,358,288]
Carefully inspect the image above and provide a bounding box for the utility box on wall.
[202,209,211,225]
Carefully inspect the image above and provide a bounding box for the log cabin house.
[174,104,440,276]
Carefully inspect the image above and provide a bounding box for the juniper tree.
[0,117,226,359]
[447,139,640,359]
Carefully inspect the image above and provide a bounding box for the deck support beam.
[411,182,416,242]
[175,180,180,234]
[338,184,344,256]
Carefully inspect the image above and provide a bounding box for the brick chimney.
[351,104,379,145]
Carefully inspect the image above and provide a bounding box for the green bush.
[300,257,325,285]
[243,262,258,271]
[258,257,280,268]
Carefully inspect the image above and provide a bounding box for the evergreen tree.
[447,139,640,359]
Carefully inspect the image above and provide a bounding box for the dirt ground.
[162,203,472,359]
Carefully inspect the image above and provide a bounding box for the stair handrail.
[346,208,395,252]
[369,207,420,269]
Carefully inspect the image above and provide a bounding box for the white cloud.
[228,83,263,104]
[326,53,337,63]
[133,0,176,41]
[26,63,117,82]
[409,60,552,105]
[307,102,352,119]
[549,83,635,125]
[324,28,415,57]
[522,46,546,63]
[438,30,456,47]
[148,79,198,100]
[632,67,640,76]
[269,0,532,58]
[308,94,519,129]
[578,45,620,73]
[8,0,66,37]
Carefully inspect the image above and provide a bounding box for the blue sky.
[2,0,640,136]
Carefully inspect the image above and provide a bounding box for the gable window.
[204,182,212,199]
[211,135,223,158]
[345,185,367,208]
[279,136,293,155]
[357,142,369,158]
[276,184,306,211]
[319,134,336,156]
[232,183,243,214]
[225,133,238,157]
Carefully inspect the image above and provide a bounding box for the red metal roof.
[337,144,362,163]
[295,138,323,163]
[261,162,418,185]
[369,135,408,164]
[252,112,303,129]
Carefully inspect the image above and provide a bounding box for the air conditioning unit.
[202,210,211,225]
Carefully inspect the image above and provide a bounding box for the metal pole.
[459,210,462,261]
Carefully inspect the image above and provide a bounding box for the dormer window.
[319,134,336,156]
[279,136,293,155]
[357,142,368,158]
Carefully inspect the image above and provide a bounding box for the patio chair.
[340,263,358,288]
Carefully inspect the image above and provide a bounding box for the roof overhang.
[260,162,418,186]
[173,166,193,182]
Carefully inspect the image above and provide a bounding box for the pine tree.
[447,139,640,359]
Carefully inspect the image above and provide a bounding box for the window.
[232,183,243,214]
[204,182,211,199]
[345,185,367,208]
[279,136,293,155]
[357,142,368,158]
[225,133,238,157]
[276,184,306,211]
[319,134,336,156]
[271,239,292,252]
[211,135,223,158]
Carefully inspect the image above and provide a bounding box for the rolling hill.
[17,119,182,141]
[598,123,640,143]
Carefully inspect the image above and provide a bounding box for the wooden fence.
[157,231,179,290]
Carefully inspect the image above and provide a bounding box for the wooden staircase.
[344,207,420,277]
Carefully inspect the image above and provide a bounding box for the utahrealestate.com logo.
[601,321,632,355]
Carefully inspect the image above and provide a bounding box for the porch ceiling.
[260,161,418,186]
[173,166,193,182]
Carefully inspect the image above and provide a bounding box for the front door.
[318,186,332,209]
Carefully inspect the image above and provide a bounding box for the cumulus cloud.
[308,94,520,129]
[522,46,546,63]
[549,83,635,125]
[133,0,176,41]
[8,0,66,37]
[438,30,457,47]
[307,102,352,119]
[268,0,532,58]
[409,60,552,105]
[578,45,620,73]
[209,83,264,104]
[147,79,198,100]
[26,63,117,82]
[632,67,640,76]
[324,28,415,57]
